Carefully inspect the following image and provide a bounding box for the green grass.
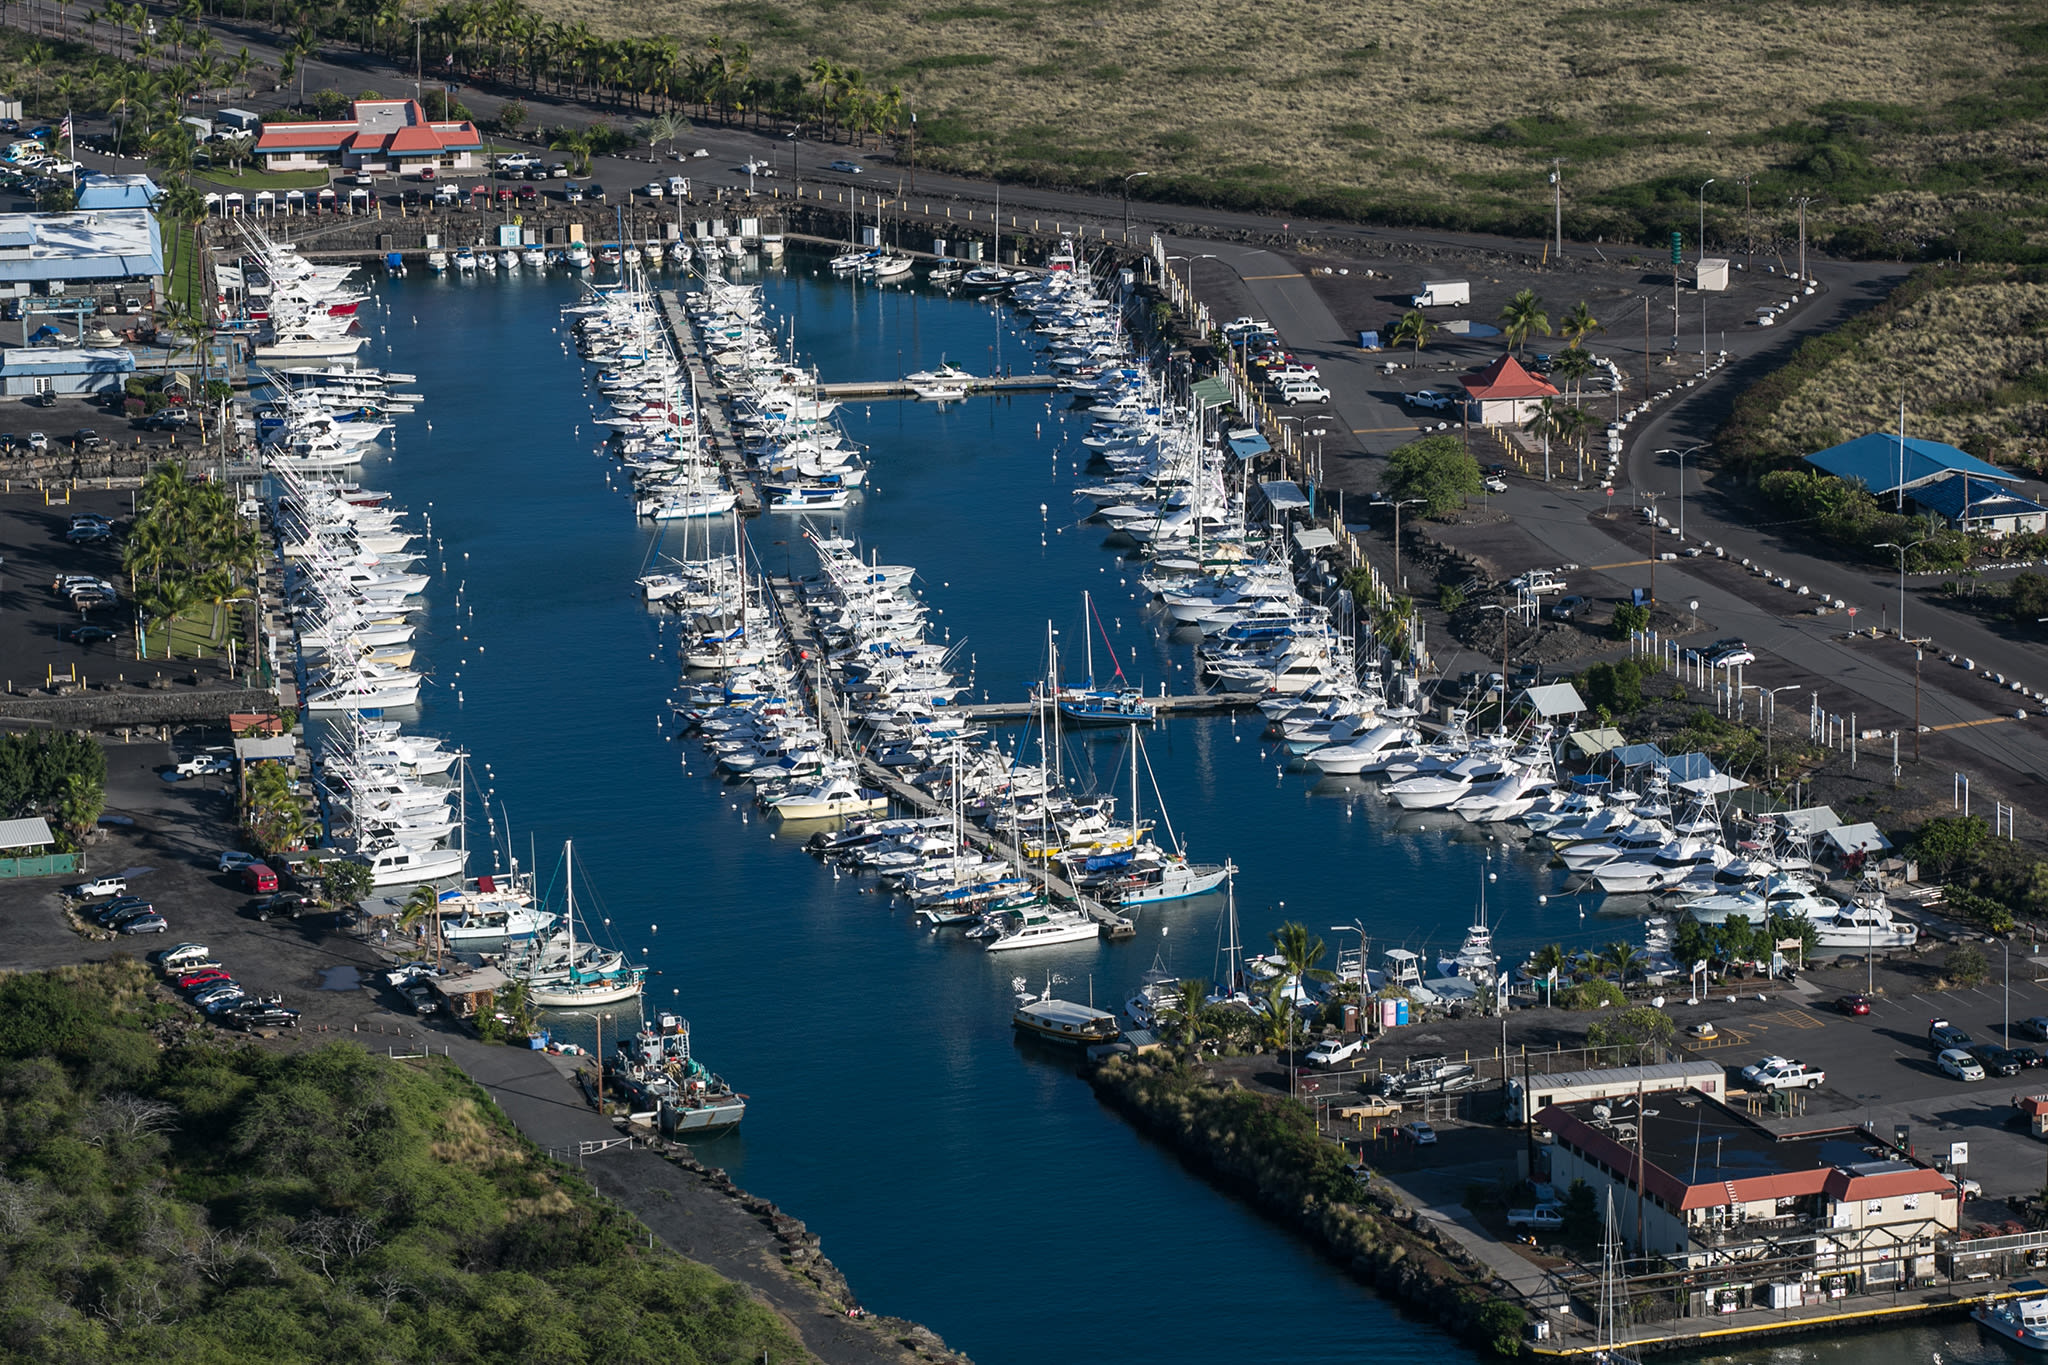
[190,166,335,191]
[142,602,247,661]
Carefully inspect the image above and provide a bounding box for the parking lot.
[0,485,144,691]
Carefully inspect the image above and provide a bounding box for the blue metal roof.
[1911,473,2048,521]
[1612,742,1666,768]
[1227,431,1271,459]
[1806,433,2012,494]
[1654,751,1717,782]
[76,174,161,210]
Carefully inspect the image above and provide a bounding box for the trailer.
[1507,1060,1724,1124]
[1412,278,1470,308]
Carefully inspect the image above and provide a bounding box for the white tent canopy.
[1520,682,1586,718]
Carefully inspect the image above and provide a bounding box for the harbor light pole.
[1697,179,1715,261]
[1121,171,1151,242]
[1657,444,1704,540]
[1873,539,1927,641]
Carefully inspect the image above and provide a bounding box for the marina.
[163,230,2011,1365]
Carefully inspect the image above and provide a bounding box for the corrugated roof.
[1824,821,1892,854]
[1259,480,1310,511]
[1911,473,2048,521]
[1520,681,1585,717]
[1567,727,1626,756]
[1612,742,1666,767]
[1806,433,2012,494]
[0,816,55,849]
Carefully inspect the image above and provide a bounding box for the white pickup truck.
[175,754,232,777]
[1510,569,1568,595]
[1741,1056,1826,1091]
[1507,1204,1564,1230]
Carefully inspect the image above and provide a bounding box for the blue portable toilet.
[1395,999,1410,1027]
[1631,587,1650,608]
[1358,330,1380,350]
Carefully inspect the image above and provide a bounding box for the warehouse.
[0,208,164,297]
[0,347,137,396]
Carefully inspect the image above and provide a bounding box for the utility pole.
[1737,174,1754,274]
[1641,295,1650,410]
[1551,159,1563,263]
[1793,196,1813,282]
[908,110,916,192]
[1913,649,1922,761]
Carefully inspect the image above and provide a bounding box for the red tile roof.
[254,100,480,157]
[255,125,351,151]
[1461,354,1558,400]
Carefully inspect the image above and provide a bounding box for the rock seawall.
[1088,1056,1526,1357]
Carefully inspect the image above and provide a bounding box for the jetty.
[766,576,1135,941]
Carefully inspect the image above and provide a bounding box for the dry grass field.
[1723,266,2048,475]
[545,0,2048,252]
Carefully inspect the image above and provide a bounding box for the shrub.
[1386,434,1481,518]
[1440,583,1466,614]
[1611,602,1650,638]
[311,88,351,119]
[496,99,529,134]
[1946,941,1990,987]
[1475,1299,1528,1357]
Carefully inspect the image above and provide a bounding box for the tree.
[1586,1004,1674,1062]
[1611,602,1650,640]
[1550,346,1595,406]
[1173,978,1207,1057]
[322,857,375,912]
[1498,288,1550,356]
[1523,397,1561,475]
[496,98,528,135]
[548,126,594,176]
[1387,309,1434,361]
[1946,941,1989,988]
[1914,815,1987,877]
[1600,940,1643,985]
[1270,922,1335,986]
[2012,572,2048,624]
[397,883,443,960]
[1385,434,1480,518]
[1560,299,1603,349]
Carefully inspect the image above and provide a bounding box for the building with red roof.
[254,100,483,175]
[1540,1094,1958,1285]
[1459,353,1557,427]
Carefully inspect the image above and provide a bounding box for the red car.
[1836,994,1871,1016]
[177,970,233,991]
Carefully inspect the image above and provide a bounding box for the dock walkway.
[653,290,761,515]
[816,374,1060,400]
[765,576,1133,941]
[950,691,1264,723]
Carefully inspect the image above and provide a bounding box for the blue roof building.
[0,209,164,285]
[1910,473,2048,537]
[0,348,137,396]
[74,174,162,211]
[1804,432,2013,497]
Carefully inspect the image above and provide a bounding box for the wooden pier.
[816,374,1062,400]
[947,691,1266,723]
[765,576,1134,940]
[653,289,762,515]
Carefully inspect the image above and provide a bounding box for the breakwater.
[1088,1056,1527,1358]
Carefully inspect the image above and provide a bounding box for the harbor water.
[352,256,1974,1365]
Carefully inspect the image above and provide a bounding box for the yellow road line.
[1352,425,1423,434]
[1240,272,1304,281]
[1587,559,1653,570]
[1929,715,2017,732]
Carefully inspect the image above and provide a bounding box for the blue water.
[344,259,1959,1365]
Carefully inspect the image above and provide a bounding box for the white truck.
[1510,569,1568,595]
[1411,278,1470,308]
[1741,1056,1826,1091]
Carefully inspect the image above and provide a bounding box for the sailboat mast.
[565,840,575,963]
[1083,590,1094,687]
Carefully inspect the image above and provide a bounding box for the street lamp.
[1873,539,1928,641]
[1742,683,1799,793]
[1657,444,1705,540]
[1121,170,1151,240]
[1697,179,1715,260]
[553,1008,618,1107]
[1477,601,1512,727]
[1384,496,1424,590]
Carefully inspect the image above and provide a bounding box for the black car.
[98,903,160,929]
[66,524,114,544]
[253,892,316,922]
[1970,1043,2023,1077]
[2021,1016,2048,1042]
[64,624,116,644]
[2011,1045,2045,1069]
[223,1003,300,1031]
[1548,594,1587,621]
[586,183,607,202]
[70,428,102,449]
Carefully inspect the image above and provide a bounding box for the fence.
[0,852,78,879]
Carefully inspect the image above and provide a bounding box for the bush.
[1579,659,1658,714]
[1946,941,1990,987]
[1611,602,1650,638]
[1475,1299,1528,1357]
[1440,583,1466,614]
[1386,434,1481,518]
[1915,815,1989,876]
[1560,979,1626,1010]
[497,99,529,135]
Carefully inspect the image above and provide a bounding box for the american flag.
[58,114,72,141]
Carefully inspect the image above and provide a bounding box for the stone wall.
[0,685,280,731]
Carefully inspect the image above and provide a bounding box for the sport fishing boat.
[1974,1294,2048,1351]
[609,1012,746,1135]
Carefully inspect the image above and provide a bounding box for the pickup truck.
[175,754,232,777]
[1507,1205,1564,1230]
[1741,1056,1826,1091]
[1510,569,1568,595]
[74,876,127,898]
[1305,1036,1366,1068]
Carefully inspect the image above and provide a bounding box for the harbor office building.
[1539,1095,1957,1303]
[253,99,483,176]
[0,209,164,303]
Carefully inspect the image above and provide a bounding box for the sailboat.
[1055,591,1157,727]
[528,840,647,1008]
[1106,730,1228,906]
[1597,1191,1643,1365]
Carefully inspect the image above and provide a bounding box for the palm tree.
[1522,397,1561,476]
[1603,940,1643,985]
[1550,404,1591,479]
[1270,921,1335,986]
[1498,288,1550,356]
[1550,346,1594,408]
[809,55,837,135]
[1560,299,1603,350]
[24,42,50,116]
[548,126,593,175]
[398,882,444,959]
[1255,976,1296,1054]
[640,110,682,157]
[287,28,318,106]
[1387,309,1434,361]
[1174,977,1207,1057]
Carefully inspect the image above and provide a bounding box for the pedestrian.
[379,926,388,946]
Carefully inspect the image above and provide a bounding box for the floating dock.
[948,692,1264,722]
[767,578,1135,940]
[654,289,762,515]
[817,374,1061,400]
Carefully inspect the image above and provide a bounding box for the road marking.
[1588,558,1654,570]
[1351,425,1424,434]
[1240,272,1304,281]
[1929,715,2018,732]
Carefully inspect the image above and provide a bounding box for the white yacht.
[983,903,1101,952]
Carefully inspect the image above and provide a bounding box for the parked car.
[1506,1205,1563,1230]
[1547,595,1586,621]
[153,944,214,973]
[1401,1121,1438,1145]
[640,181,664,199]
[2019,1016,2048,1042]
[176,969,233,991]
[117,913,169,934]
[26,430,47,450]
[175,754,231,777]
[241,863,278,894]
[223,1003,300,1031]
[564,184,584,203]
[1305,1036,1366,1068]
[1929,1018,1973,1050]
[828,159,862,174]
[74,876,126,897]
[2011,1046,2045,1069]
[63,624,116,644]
[218,850,260,873]
[253,892,316,922]
[96,903,157,928]
[1971,1043,2024,1078]
[1938,1047,1987,1081]
[1482,475,1508,494]
[1835,994,1871,1016]
[1407,389,1452,411]
[1741,1056,1825,1091]
[1709,645,1757,668]
[1279,382,1330,405]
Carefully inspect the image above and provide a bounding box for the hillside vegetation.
[523,0,2048,255]
[0,962,798,1364]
